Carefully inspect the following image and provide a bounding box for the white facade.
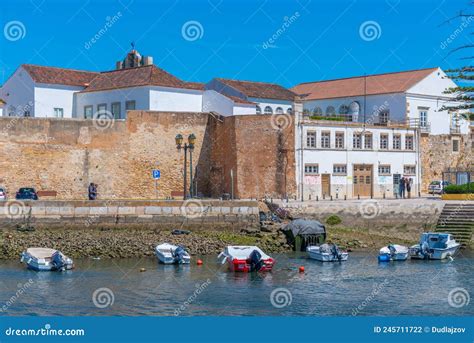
[251,97,293,115]
[301,68,469,136]
[296,119,420,200]
[0,67,35,117]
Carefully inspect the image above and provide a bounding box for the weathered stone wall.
[209,115,296,199]
[420,133,473,191]
[0,112,296,200]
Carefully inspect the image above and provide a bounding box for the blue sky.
[0,0,472,87]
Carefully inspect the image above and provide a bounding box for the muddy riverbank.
[0,223,425,259]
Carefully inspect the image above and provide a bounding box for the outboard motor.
[249,250,264,272]
[173,246,187,263]
[331,244,342,261]
[420,241,430,259]
[388,244,396,258]
[51,251,66,271]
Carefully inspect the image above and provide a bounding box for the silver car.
[0,187,6,200]
[428,181,451,195]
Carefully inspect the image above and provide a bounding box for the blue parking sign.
[152,169,161,179]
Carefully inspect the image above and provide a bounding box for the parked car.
[428,181,451,195]
[15,188,39,200]
[0,187,7,200]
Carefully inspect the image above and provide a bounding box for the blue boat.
[378,244,408,262]
[20,248,74,271]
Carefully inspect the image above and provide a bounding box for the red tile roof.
[81,65,193,93]
[226,95,255,105]
[291,68,438,100]
[22,64,98,87]
[215,78,296,101]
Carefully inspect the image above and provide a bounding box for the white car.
[0,188,6,200]
[428,181,451,195]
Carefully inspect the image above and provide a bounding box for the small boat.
[307,243,348,262]
[155,243,191,264]
[20,248,74,271]
[378,244,409,262]
[217,246,274,272]
[409,233,461,260]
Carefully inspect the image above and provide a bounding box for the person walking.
[407,178,412,198]
[399,177,405,199]
[88,182,97,200]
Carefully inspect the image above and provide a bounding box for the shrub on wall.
[444,182,474,194]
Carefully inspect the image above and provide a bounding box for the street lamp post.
[175,133,196,200]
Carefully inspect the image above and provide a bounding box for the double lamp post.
[175,133,196,200]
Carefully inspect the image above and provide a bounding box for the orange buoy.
[197,259,203,265]
[299,266,305,273]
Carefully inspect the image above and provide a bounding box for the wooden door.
[353,165,372,197]
[321,174,330,198]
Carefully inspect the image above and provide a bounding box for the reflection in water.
[0,251,472,316]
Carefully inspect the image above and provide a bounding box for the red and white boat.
[217,246,274,272]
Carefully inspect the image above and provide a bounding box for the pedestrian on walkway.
[88,183,97,200]
[398,177,404,198]
[406,178,412,198]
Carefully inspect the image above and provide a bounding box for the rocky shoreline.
[0,219,430,260]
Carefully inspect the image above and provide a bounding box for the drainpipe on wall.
[293,99,304,202]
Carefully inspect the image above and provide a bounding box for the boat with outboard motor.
[20,248,74,271]
[306,243,348,262]
[217,246,274,272]
[155,243,191,264]
[409,233,461,260]
[378,244,409,262]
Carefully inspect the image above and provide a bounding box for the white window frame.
[393,134,401,150]
[335,132,344,149]
[264,106,273,115]
[378,165,391,175]
[53,108,64,118]
[306,131,316,148]
[403,165,416,175]
[333,164,347,175]
[380,134,389,150]
[304,164,319,175]
[321,131,330,149]
[405,135,414,150]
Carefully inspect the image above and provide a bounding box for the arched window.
[339,105,349,115]
[256,105,262,114]
[276,107,284,114]
[326,106,336,116]
[287,108,293,114]
[313,107,322,116]
[264,106,273,114]
[349,101,360,115]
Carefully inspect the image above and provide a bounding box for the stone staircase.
[435,203,474,248]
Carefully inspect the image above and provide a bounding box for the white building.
[292,67,469,136]
[0,49,295,119]
[292,68,469,199]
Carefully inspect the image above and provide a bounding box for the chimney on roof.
[143,56,153,66]
[116,61,123,70]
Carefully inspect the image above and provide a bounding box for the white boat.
[307,243,348,262]
[409,233,461,260]
[217,246,274,272]
[378,244,409,262]
[20,248,74,271]
[155,243,191,264]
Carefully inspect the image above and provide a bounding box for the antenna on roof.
[131,41,135,50]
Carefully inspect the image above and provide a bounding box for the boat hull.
[409,245,460,260]
[378,252,408,262]
[227,258,274,272]
[156,253,191,265]
[155,244,191,265]
[307,251,349,262]
[20,252,74,271]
